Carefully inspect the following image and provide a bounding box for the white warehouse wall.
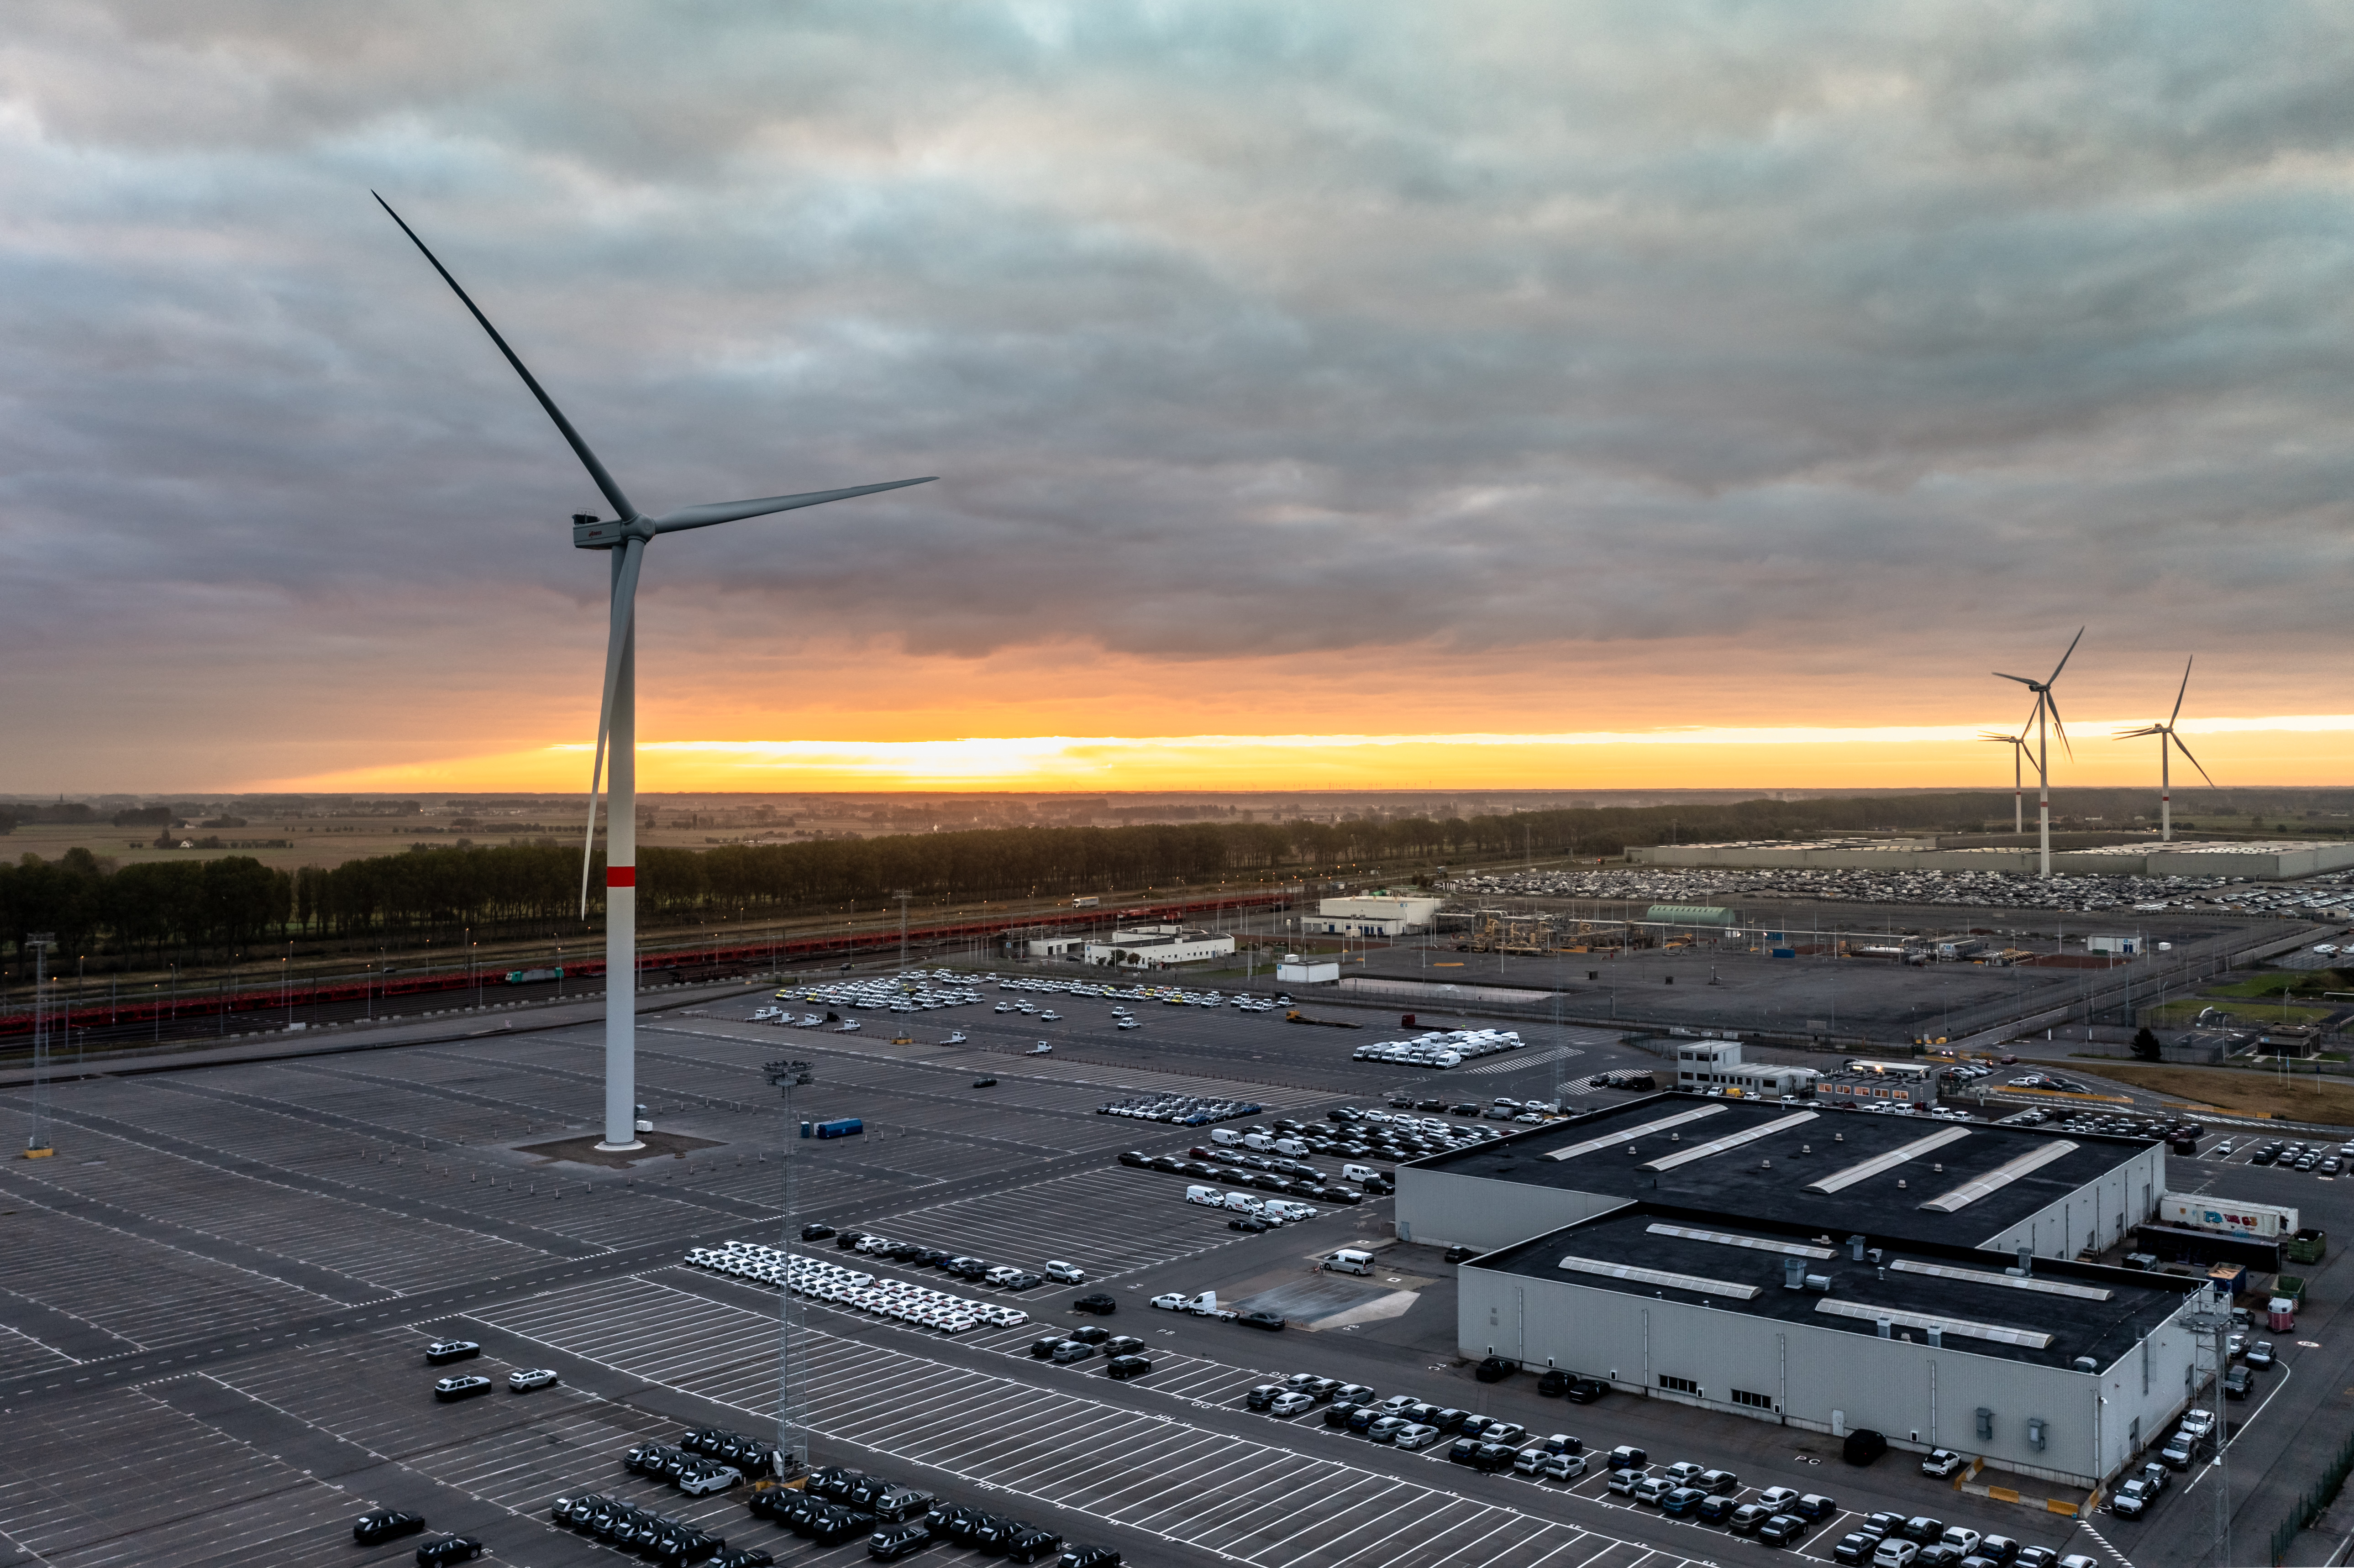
[1458,1263,2203,1489]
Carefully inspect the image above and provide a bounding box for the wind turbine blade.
[1992,672,2038,686]
[374,193,638,522]
[2045,625,2086,687]
[579,535,646,916]
[2170,654,2193,727]
[1978,731,2020,743]
[2171,730,2217,789]
[2045,692,2073,760]
[2113,725,2163,739]
[653,476,937,535]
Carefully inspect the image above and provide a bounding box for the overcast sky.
[5,1,2351,792]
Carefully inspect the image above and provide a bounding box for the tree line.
[0,787,2199,965]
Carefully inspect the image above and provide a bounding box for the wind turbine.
[1993,627,2083,878]
[1977,729,2029,835]
[378,196,935,1151]
[2115,657,2214,843]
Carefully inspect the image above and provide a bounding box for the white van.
[1323,1249,1376,1275]
[1263,1200,1318,1221]
[1340,1163,1382,1185]
[1222,1192,1264,1214]
[1210,1128,1244,1147]
[1184,1185,1225,1206]
[1271,1137,1308,1157]
[1241,1133,1275,1152]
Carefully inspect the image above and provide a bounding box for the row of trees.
[6,788,2119,964]
[2,848,291,962]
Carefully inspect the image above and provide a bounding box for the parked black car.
[354,1510,427,1545]
[414,1537,486,1566]
[1474,1356,1513,1383]
[1003,1524,1064,1563]
[869,1520,934,1559]
[801,1222,837,1240]
[1107,1354,1153,1379]
[1072,1293,1119,1315]
[1842,1428,1889,1466]
[1237,1309,1286,1332]
[1058,1547,1122,1568]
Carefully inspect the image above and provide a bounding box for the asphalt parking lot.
[0,967,2341,1567]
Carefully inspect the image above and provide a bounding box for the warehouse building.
[1307,894,1442,937]
[1403,1094,2186,1486]
[1398,1094,2164,1259]
[1457,1203,2207,1489]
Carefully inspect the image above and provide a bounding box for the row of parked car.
[1125,1146,1377,1205]
[814,1222,1093,1293]
[1029,1324,1156,1377]
[687,1241,1033,1333]
[796,1464,1122,1565]
[552,1491,768,1565]
[1826,1513,2071,1568]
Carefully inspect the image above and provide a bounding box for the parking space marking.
[473,1275,1708,1568]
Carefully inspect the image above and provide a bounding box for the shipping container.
[812,1117,864,1140]
[2159,1193,2297,1240]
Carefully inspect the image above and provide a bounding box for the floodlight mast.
[377,194,935,1150]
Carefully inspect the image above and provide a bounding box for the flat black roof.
[1471,1203,2201,1371]
[1409,1092,2153,1248]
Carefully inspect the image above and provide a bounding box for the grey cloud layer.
[4,0,2353,754]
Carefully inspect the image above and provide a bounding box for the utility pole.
[895,890,912,970]
[2183,1302,2232,1566]
[24,934,55,1158]
[765,1058,814,1474]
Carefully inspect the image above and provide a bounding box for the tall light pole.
[896,890,912,970]
[24,934,55,1158]
[766,1057,814,1474]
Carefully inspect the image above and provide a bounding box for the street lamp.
[23,933,56,1158]
[764,1057,815,1474]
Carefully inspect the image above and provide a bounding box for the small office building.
[1082,924,1236,969]
[1670,1040,1820,1099]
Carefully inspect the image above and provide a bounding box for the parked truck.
[2160,1194,2298,1241]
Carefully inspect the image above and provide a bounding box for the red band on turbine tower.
[607,866,636,888]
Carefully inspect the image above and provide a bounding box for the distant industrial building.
[1400,1094,2192,1487]
[1277,955,1341,984]
[1629,837,2354,881]
[1669,1040,1820,1099]
[1082,923,1236,969]
[1307,895,1441,938]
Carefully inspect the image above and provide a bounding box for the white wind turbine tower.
[379,196,934,1151]
[1993,628,2083,879]
[1977,729,2030,835]
[2115,657,2214,843]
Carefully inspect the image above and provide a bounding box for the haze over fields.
[3,3,2352,792]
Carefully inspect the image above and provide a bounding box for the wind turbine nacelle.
[573,514,626,550]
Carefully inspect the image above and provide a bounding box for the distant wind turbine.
[2115,656,2215,843]
[377,195,935,1151]
[1993,628,2083,879]
[1977,729,2029,835]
